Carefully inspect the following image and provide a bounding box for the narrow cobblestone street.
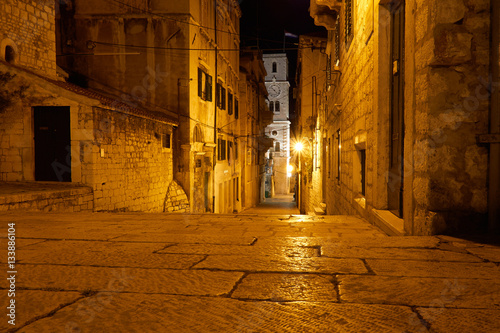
[1,201,499,333]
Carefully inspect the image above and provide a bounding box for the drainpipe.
[489,0,500,232]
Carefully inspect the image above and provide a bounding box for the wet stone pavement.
[1,211,500,332]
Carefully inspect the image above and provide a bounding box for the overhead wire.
[89,40,304,52]
[105,0,299,47]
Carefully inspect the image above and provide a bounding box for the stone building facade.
[1,0,182,212]
[307,0,498,235]
[295,33,328,214]
[239,50,274,209]
[1,0,268,214]
[56,0,253,214]
[263,53,292,195]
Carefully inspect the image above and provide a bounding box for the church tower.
[263,53,291,195]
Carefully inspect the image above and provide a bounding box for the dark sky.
[239,0,325,82]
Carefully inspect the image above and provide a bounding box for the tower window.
[274,101,280,112]
[272,62,277,73]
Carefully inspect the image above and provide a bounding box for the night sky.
[239,0,325,82]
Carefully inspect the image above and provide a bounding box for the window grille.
[345,0,353,46]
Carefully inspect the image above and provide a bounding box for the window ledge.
[371,209,405,236]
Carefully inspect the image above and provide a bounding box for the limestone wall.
[0,0,56,77]
[409,0,490,233]
[312,0,491,234]
[0,62,178,213]
[81,107,175,212]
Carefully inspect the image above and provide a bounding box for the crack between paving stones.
[410,306,432,331]
[8,295,85,333]
[331,275,342,303]
[152,243,178,253]
[360,259,376,275]
[223,272,249,298]
[188,255,209,269]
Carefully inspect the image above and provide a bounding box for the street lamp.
[294,141,304,213]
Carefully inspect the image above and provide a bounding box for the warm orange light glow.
[295,142,304,152]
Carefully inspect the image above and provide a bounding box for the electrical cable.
[105,0,299,47]
[89,40,305,52]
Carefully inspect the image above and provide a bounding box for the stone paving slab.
[417,308,500,333]
[366,259,500,278]
[338,275,500,309]
[10,240,204,269]
[0,290,82,332]
[465,246,500,263]
[193,255,369,274]
[1,212,498,332]
[158,243,321,257]
[1,264,243,296]
[231,273,338,301]
[17,294,428,333]
[111,233,257,244]
[321,246,483,262]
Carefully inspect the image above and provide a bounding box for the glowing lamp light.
[295,142,304,152]
[287,165,294,173]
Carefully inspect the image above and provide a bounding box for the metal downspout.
[489,0,500,231]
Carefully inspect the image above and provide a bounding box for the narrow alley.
[1,0,500,332]
[1,210,499,332]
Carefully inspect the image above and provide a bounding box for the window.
[272,62,277,73]
[218,137,227,160]
[163,133,171,149]
[5,45,15,64]
[193,125,203,143]
[235,99,239,119]
[198,68,212,101]
[271,130,278,136]
[345,0,353,46]
[234,141,238,159]
[274,101,280,112]
[216,82,226,109]
[269,101,274,112]
[275,141,280,152]
[228,91,233,115]
[228,141,233,164]
[360,149,366,196]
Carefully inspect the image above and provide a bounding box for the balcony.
[309,0,342,30]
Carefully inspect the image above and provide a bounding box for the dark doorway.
[388,1,405,217]
[34,106,71,182]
